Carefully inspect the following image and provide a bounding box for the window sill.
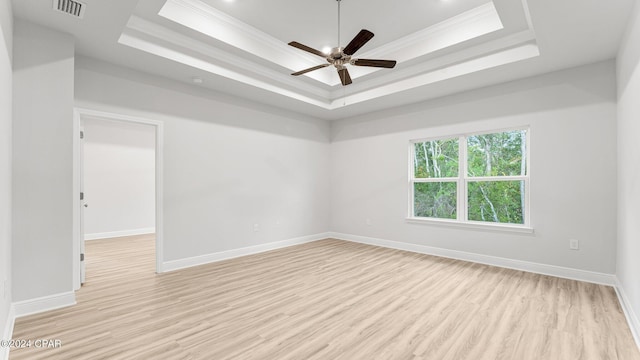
[405,217,535,234]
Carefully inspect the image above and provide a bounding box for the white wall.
[74,57,331,262]
[617,0,640,342]
[0,0,12,346]
[12,20,74,301]
[331,60,617,274]
[83,118,155,239]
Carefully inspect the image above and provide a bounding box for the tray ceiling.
[120,0,538,110]
[12,0,634,119]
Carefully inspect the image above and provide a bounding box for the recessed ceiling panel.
[199,0,493,49]
[157,0,508,86]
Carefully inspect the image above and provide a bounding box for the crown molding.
[361,2,503,61]
[159,0,335,85]
[328,42,539,108]
[118,31,334,109]
[124,16,331,99]
[333,29,538,97]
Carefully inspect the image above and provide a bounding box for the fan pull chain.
[343,86,346,106]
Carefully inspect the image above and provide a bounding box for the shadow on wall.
[74,56,331,144]
[12,23,73,73]
[332,60,617,142]
[618,1,640,96]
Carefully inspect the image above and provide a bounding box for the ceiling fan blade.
[353,59,397,68]
[291,64,330,76]
[343,29,374,55]
[338,68,352,86]
[288,41,326,58]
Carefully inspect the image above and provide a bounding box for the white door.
[79,123,86,284]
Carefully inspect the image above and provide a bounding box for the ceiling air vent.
[52,0,86,19]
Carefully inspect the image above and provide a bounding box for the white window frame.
[407,127,532,233]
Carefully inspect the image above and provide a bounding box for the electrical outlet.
[569,239,579,250]
[253,223,260,232]
[365,218,372,226]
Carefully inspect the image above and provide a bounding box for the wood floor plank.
[9,235,640,359]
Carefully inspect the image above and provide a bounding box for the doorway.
[73,108,164,290]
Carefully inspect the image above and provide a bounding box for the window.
[409,128,530,228]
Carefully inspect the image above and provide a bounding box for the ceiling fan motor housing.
[330,47,344,60]
[328,48,351,68]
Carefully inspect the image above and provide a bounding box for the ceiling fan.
[288,0,397,86]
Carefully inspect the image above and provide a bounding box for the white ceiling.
[12,0,635,120]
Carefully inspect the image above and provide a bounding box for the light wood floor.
[10,235,640,359]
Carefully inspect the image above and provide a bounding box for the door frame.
[72,107,165,290]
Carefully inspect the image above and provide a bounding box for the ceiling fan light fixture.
[287,0,397,86]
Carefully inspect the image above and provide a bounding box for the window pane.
[467,181,524,224]
[413,138,459,178]
[414,182,457,219]
[467,130,527,177]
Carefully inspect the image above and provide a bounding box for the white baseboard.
[615,277,640,351]
[85,227,155,241]
[12,292,76,318]
[328,232,616,286]
[1,305,15,360]
[3,294,75,359]
[162,233,332,272]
